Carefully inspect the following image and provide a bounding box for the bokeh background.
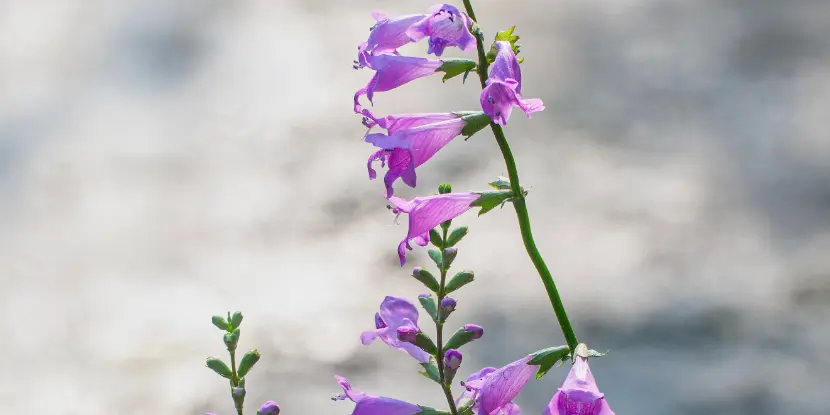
[1,0,829,413]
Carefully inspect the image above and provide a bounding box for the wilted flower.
[358,12,427,57]
[407,4,476,56]
[333,376,421,415]
[460,355,538,415]
[360,296,431,363]
[354,54,443,113]
[387,192,481,265]
[365,116,466,197]
[480,41,544,125]
[542,356,614,415]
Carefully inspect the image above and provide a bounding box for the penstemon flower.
[354,54,444,113]
[358,12,428,57]
[460,355,539,415]
[387,192,481,265]
[480,41,545,125]
[407,4,477,56]
[543,356,615,415]
[360,296,431,363]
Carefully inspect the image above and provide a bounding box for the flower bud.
[257,400,281,415]
[464,324,484,340]
[444,324,484,350]
[443,247,458,268]
[230,311,244,330]
[445,226,469,247]
[211,315,229,331]
[418,294,438,322]
[205,357,233,379]
[237,349,261,378]
[444,349,463,383]
[445,270,474,293]
[223,328,241,351]
[232,387,246,408]
[438,183,453,194]
[439,297,457,322]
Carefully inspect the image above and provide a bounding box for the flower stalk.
[461,0,579,353]
[435,223,460,415]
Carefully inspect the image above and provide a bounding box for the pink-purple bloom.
[542,356,614,415]
[464,323,484,340]
[480,41,545,125]
[460,355,539,415]
[354,54,443,113]
[365,114,467,197]
[359,12,428,57]
[407,4,476,56]
[333,376,422,415]
[360,296,431,363]
[257,401,280,415]
[387,192,481,265]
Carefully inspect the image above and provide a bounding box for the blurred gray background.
[1,0,829,414]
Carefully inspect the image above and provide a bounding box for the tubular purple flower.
[358,12,428,57]
[354,54,443,113]
[396,325,420,343]
[387,192,481,265]
[461,355,539,415]
[480,41,545,125]
[464,324,483,340]
[407,4,476,56]
[542,356,615,415]
[257,400,281,415]
[366,117,467,197]
[333,376,422,415]
[360,296,431,363]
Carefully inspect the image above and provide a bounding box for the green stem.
[229,349,243,415]
[462,0,579,353]
[436,226,460,415]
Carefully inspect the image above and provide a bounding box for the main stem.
[228,349,243,415]
[436,225,460,415]
[462,0,579,352]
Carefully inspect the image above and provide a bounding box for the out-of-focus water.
[1,0,828,414]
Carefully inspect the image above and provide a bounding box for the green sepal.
[528,345,570,379]
[486,26,522,64]
[419,361,442,383]
[460,113,490,139]
[212,315,229,331]
[488,176,512,190]
[413,267,440,293]
[414,332,438,356]
[428,249,443,268]
[445,226,468,248]
[436,59,477,82]
[230,312,243,330]
[471,189,526,216]
[416,407,452,415]
[205,357,233,379]
[445,271,475,294]
[237,349,261,378]
[444,327,477,350]
[429,229,443,247]
[418,294,439,323]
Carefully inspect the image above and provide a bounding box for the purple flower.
[365,115,467,197]
[542,356,615,415]
[460,355,539,415]
[333,376,422,415]
[387,192,481,265]
[358,12,428,57]
[257,401,281,415]
[444,349,463,371]
[354,54,443,113]
[406,4,476,56]
[440,297,457,313]
[396,325,420,343]
[480,41,545,125]
[360,296,431,363]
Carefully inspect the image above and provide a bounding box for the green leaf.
[436,59,477,82]
[488,177,512,190]
[205,357,233,379]
[229,311,243,330]
[416,407,452,415]
[444,226,469,248]
[419,361,442,383]
[211,315,229,331]
[444,326,479,350]
[486,26,522,64]
[429,229,443,247]
[418,294,438,323]
[528,345,570,379]
[428,249,443,268]
[412,267,440,293]
[445,270,475,293]
[460,113,490,139]
[237,349,261,378]
[470,190,515,216]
